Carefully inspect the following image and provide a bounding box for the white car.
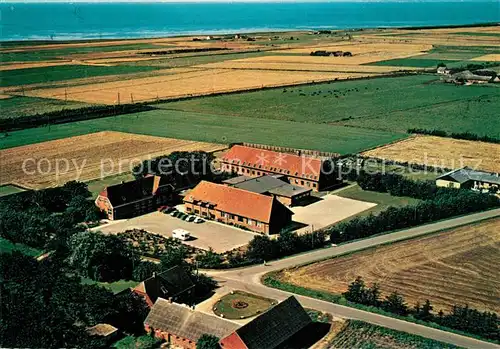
[172,229,191,241]
[194,217,204,224]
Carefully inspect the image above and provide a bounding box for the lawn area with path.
[213,290,276,319]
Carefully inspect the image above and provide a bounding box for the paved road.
[207,209,500,349]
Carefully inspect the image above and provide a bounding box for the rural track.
[205,208,500,349]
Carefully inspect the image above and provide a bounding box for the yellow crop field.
[272,42,432,55]
[196,61,415,73]
[0,131,226,190]
[228,50,429,65]
[471,54,500,62]
[362,135,500,173]
[25,68,371,104]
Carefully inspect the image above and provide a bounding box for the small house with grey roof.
[436,167,500,194]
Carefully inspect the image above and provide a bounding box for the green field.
[0,185,26,197]
[369,58,467,67]
[0,237,43,257]
[161,75,499,137]
[0,109,406,154]
[330,320,460,349]
[0,64,161,87]
[335,184,421,218]
[0,43,163,63]
[0,96,95,119]
[112,335,162,349]
[451,32,500,37]
[81,278,139,294]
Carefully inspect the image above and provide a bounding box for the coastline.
[1,22,498,45]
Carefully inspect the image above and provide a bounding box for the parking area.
[290,194,376,233]
[97,211,256,253]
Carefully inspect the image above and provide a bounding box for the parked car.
[158,205,174,214]
[185,215,196,222]
[170,210,180,217]
[172,229,191,241]
[194,217,204,224]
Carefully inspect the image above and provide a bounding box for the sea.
[1,1,499,42]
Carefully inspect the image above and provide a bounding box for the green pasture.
[0,185,26,197]
[0,64,161,87]
[451,32,500,37]
[161,75,499,137]
[0,96,94,119]
[86,173,135,198]
[0,43,162,63]
[81,277,138,294]
[0,237,43,257]
[0,108,406,154]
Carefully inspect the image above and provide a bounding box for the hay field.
[0,131,225,189]
[361,135,500,173]
[228,50,429,66]
[280,219,500,313]
[196,61,414,73]
[272,42,432,56]
[471,54,500,61]
[25,68,370,104]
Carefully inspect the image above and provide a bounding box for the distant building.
[184,181,293,234]
[222,175,311,207]
[220,296,312,349]
[95,175,174,220]
[145,298,240,349]
[133,266,195,307]
[437,66,451,75]
[436,167,500,194]
[220,145,338,192]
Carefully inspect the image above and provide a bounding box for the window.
[238,216,244,222]
[256,221,263,227]
[301,180,304,185]
[248,219,253,226]
[202,211,207,217]
[252,171,255,175]
[221,212,227,218]
[194,209,200,214]
[307,182,310,187]
[186,207,192,212]
[313,183,317,188]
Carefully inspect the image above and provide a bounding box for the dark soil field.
[280,219,500,314]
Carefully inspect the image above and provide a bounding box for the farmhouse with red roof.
[220,145,337,191]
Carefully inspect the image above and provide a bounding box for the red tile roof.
[222,145,322,181]
[184,181,276,223]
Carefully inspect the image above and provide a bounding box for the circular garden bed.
[213,290,276,319]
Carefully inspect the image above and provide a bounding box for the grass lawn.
[0,184,26,197]
[0,237,43,257]
[334,184,421,218]
[86,173,136,198]
[0,109,406,154]
[160,75,499,137]
[0,95,95,119]
[112,335,162,349]
[81,278,139,294]
[0,64,161,87]
[213,291,276,319]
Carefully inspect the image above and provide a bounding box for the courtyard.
[96,211,257,253]
[290,194,377,233]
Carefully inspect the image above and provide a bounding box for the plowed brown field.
[0,131,225,189]
[361,135,500,173]
[280,219,500,313]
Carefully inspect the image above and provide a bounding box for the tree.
[160,245,189,271]
[195,248,223,269]
[276,230,300,256]
[66,231,138,282]
[343,276,368,304]
[246,235,277,262]
[133,261,161,281]
[414,299,434,322]
[382,291,408,316]
[196,334,220,349]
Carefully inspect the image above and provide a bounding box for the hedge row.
[408,128,500,144]
[1,104,155,132]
